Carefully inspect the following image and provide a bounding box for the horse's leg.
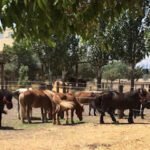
[27,105,31,123]
[0,112,2,127]
[100,112,105,124]
[48,108,53,120]
[17,100,20,120]
[41,107,44,123]
[53,113,56,124]
[118,109,124,119]
[94,108,96,116]
[44,109,48,123]
[141,106,145,119]
[71,109,74,124]
[89,104,91,116]
[66,110,69,124]
[20,105,25,123]
[128,109,134,123]
[57,113,61,125]
[108,109,118,124]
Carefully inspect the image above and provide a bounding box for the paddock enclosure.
[1,95,150,150]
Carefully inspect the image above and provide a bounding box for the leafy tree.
[18,65,29,87]
[3,40,40,80]
[87,18,111,88]
[102,62,128,85]
[108,10,149,90]
[0,0,144,41]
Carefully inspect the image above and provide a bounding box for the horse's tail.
[19,93,26,120]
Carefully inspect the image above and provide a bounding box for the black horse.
[93,88,147,124]
[0,90,13,127]
[133,92,150,119]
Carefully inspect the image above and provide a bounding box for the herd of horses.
[1,87,150,128]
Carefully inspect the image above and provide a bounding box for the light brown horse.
[19,89,52,123]
[57,92,84,124]
[43,90,84,125]
[13,88,32,119]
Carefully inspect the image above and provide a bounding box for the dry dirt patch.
[0,99,150,150]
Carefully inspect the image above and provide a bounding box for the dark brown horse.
[0,90,13,127]
[135,91,150,119]
[19,89,52,123]
[93,88,148,124]
[43,90,84,125]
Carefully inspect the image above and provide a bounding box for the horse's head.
[3,91,13,109]
[75,104,84,121]
[137,88,148,104]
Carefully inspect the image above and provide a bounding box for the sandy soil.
[0,98,150,150]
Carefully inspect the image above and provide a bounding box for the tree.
[102,62,128,86]
[0,1,144,41]
[18,65,29,87]
[108,10,149,90]
[3,40,40,81]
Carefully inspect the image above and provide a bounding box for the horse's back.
[19,90,52,108]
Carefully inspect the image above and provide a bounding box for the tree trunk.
[75,63,78,85]
[130,64,135,91]
[97,68,102,90]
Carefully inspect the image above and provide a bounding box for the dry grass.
[0,99,150,150]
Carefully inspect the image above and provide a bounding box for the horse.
[57,92,84,124]
[0,90,13,127]
[135,91,150,119]
[92,88,148,124]
[43,90,84,125]
[19,89,52,123]
[75,91,99,116]
[13,87,32,119]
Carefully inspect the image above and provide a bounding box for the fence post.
[118,84,124,93]
[149,85,150,92]
[56,81,59,93]
[63,82,66,93]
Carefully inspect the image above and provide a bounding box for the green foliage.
[18,65,29,87]
[3,40,40,80]
[125,67,144,81]
[0,0,144,41]
[102,62,128,81]
[108,10,148,65]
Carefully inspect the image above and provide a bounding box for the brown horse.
[43,90,84,125]
[75,91,101,116]
[57,92,84,124]
[19,89,52,123]
[13,88,32,119]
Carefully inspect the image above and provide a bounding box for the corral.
[1,96,150,150]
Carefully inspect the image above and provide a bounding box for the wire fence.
[1,80,150,93]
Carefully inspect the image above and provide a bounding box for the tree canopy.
[0,0,144,41]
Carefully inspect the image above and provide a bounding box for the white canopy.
[136,57,150,69]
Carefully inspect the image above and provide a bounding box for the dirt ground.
[0,98,150,150]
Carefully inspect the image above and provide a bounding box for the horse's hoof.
[113,121,119,124]
[100,121,105,124]
[57,121,61,125]
[128,119,134,124]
